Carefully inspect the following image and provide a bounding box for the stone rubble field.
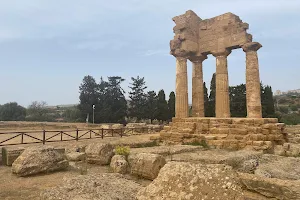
[0,126,300,200]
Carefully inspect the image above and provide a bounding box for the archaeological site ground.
[1,10,300,200]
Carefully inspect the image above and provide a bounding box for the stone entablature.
[160,118,286,151]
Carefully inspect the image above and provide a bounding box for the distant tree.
[207,73,216,117]
[63,106,82,122]
[168,91,176,120]
[26,101,50,121]
[145,91,158,123]
[261,84,276,117]
[156,90,169,122]
[230,84,247,117]
[278,106,289,114]
[203,82,209,117]
[102,76,127,123]
[128,76,147,121]
[0,102,26,121]
[78,75,99,122]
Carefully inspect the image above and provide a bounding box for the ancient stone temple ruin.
[160,10,286,150]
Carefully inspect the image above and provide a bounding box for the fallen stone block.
[137,162,244,200]
[2,147,25,166]
[12,146,69,176]
[110,155,128,174]
[86,143,114,165]
[128,153,166,180]
[239,172,300,200]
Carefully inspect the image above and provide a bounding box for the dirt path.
[0,164,111,200]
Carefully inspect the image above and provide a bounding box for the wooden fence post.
[43,130,46,144]
[76,129,79,141]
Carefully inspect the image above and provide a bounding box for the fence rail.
[0,127,162,147]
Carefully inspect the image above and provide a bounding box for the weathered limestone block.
[137,162,245,200]
[128,153,166,180]
[12,146,68,176]
[110,155,128,174]
[86,143,114,165]
[2,147,25,166]
[239,173,300,200]
[66,152,86,161]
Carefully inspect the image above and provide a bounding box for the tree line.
[77,75,175,124]
[203,73,275,118]
[0,73,276,123]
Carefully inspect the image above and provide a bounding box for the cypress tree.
[156,89,169,122]
[203,82,209,117]
[168,91,176,120]
[128,76,147,121]
[208,73,216,117]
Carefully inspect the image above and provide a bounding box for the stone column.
[175,57,189,118]
[212,50,231,118]
[242,42,262,118]
[191,56,207,117]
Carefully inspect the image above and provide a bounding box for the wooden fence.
[0,127,162,147]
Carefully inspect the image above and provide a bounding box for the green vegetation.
[275,93,300,125]
[115,146,130,157]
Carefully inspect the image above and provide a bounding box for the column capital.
[176,57,187,62]
[242,42,262,52]
[189,54,207,63]
[211,49,231,57]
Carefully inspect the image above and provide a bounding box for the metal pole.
[93,105,95,124]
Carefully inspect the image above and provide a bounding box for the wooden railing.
[0,127,162,146]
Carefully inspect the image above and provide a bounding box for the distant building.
[274,89,300,96]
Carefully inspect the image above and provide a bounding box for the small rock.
[110,155,128,174]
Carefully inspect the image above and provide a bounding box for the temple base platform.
[159,117,287,151]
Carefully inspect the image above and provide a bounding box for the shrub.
[115,146,130,157]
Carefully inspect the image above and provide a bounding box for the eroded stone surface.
[66,152,86,162]
[239,172,300,200]
[86,143,114,165]
[110,155,128,174]
[41,173,143,200]
[128,153,166,180]
[12,146,68,176]
[137,162,244,200]
[256,154,300,180]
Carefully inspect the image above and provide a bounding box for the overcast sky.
[0,0,299,107]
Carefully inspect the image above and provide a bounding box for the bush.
[115,146,130,157]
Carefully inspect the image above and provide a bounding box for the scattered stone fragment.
[85,143,114,165]
[110,155,128,174]
[128,153,166,180]
[12,146,68,176]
